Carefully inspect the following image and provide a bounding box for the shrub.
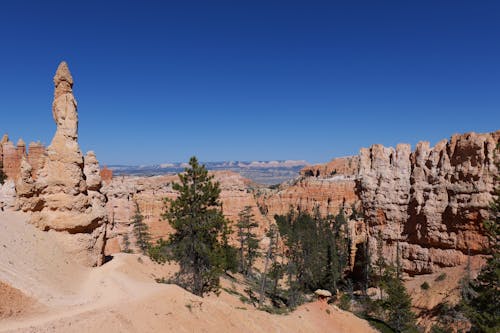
[339,293,351,311]
[435,273,447,282]
[421,281,430,290]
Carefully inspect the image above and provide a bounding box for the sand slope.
[0,212,375,332]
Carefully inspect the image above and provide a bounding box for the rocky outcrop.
[256,156,361,218]
[15,62,107,267]
[27,142,46,179]
[255,131,498,275]
[1,137,25,180]
[0,137,46,182]
[100,166,113,184]
[358,131,499,274]
[0,180,16,211]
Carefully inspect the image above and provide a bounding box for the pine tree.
[375,230,387,299]
[236,206,260,276]
[122,234,132,253]
[220,221,238,273]
[275,208,347,301]
[163,156,232,296]
[462,159,500,332]
[259,224,278,307]
[0,161,6,185]
[132,202,151,255]
[335,207,349,283]
[381,265,417,333]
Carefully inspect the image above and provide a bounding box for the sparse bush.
[431,324,453,333]
[435,273,447,282]
[122,234,133,253]
[0,162,6,185]
[339,293,351,311]
[421,281,430,290]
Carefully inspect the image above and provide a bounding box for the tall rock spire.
[20,61,108,267]
[52,61,78,140]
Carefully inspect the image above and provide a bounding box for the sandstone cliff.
[255,156,360,218]
[359,131,499,274]
[254,131,498,276]
[102,171,269,254]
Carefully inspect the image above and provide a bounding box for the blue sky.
[0,1,498,165]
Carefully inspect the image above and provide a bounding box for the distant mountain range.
[108,160,309,185]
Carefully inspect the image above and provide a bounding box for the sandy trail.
[0,212,375,332]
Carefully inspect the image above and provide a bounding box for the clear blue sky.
[0,1,498,165]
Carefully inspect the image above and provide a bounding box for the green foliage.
[274,208,349,296]
[163,156,235,297]
[364,317,396,333]
[122,234,133,253]
[220,221,239,273]
[148,238,169,264]
[381,266,417,333]
[430,325,453,333]
[237,206,260,276]
[461,149,500,333]
[132,202,151,254]
[420,281,430,290]
[0,162,5,185]
[268,183,280,190]
[430,302,467,333]
[435,273,447,282]
[339,293,352,311]
[258,224,279,307]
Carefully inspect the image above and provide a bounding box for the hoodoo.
[15,62,108,266]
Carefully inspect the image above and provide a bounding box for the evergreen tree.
[381,265,417,333]
[462,163,500,332]
[259,224,279,307]
[122,234,132,253]
[163,156,232,296]
[335,207,350,284]
[0,161,6,185]
[374,230,387,299]
[132,202,151,255]
[236,206,260,276]
[220,221,238,273]
[148,238,170,264]
[275,208,348,298]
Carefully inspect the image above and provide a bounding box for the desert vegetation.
[125,152,500,333]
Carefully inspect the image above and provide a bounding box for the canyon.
[100,130,498,277]
[0,61,498,332]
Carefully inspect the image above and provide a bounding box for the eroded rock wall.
[102,171,269,254]
[359,131,499,274]
[256,156,361,218]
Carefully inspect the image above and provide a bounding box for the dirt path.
[0,212,376,333]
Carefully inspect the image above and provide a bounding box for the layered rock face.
[359,131,499,274]
[256,156,361,218]
[255,131,498,275]
[102,171,268,254]
[1,137,26,180]
[15,62,108,267]
[0,136,46,182]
